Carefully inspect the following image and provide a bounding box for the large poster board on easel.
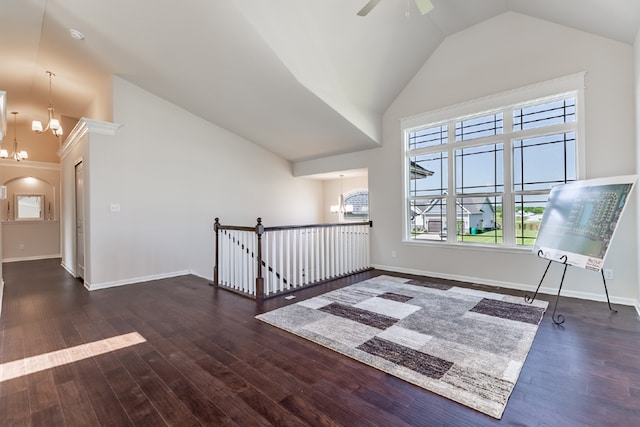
[533,175,637,271]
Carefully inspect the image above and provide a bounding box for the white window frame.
[401,73,586,249]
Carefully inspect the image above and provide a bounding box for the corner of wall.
[634,27,640,319]
[0,278,4,319]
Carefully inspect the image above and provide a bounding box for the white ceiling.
[1,0,639,161]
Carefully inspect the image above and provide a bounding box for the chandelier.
[330,175,354,215]
[1,112,28,161]
[32,71,63,136]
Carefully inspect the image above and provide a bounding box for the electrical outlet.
[603,268,614,280]
[19,244,24,250]
[391,250,397,258]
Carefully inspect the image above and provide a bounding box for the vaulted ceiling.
[2,0,640,162]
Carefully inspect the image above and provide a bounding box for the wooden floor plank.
[57,378,101,426]
[163,342,274,426]
[0,389,31,426]
[1,259,640,426]
[30,403,66,427]
[102,364,168,426]
[26,370,59,414]
[117,350,202,427]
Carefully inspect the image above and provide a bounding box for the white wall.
[71,76,323,289]
[297,12,638,304]
[635,27,640,315]
[59,120,91,280]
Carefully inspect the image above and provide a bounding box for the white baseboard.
[189,271,213,282]
[2,254,62,263]
[60,262,76,278]
[85,270,191,291]
[0,278,4,319]
[371,263,638,307]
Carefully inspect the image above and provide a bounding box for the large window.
[404,75,583,247]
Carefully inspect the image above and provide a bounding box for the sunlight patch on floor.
[0,332,146,382]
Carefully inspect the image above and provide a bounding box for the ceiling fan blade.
[414,0,434,15]
[357,0,383,16]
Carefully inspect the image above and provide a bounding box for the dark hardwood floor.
[1,259,639,426]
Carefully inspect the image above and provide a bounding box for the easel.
[524,250,617,325]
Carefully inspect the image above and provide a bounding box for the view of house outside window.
[404,83,581,248]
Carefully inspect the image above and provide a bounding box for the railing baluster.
[320,227,325,281]
[358,225,364,270]
[233,231,238,289]
[228,231,233,287]
[299,229,304,286]
[345,227,351,274]
[302,228,310,285]
[236,231,242,291]
[308,228,314,283]
[273,233,278,295]
[338,226,344,276]
[262,232,267,295]
[224,231,233,286]
[350,226,355,273]
[331,226,336,278]
[278,230,284,292]
[285,229,291,290]
[292,229,297,288]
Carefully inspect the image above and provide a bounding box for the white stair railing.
[214,218,372,299]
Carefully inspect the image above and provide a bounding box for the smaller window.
[514,194,547,246]
[408,125,447,150]
[15,194,44,220]
[455,113,503,142]
[343,190,369,220]
[513,98,575,131]
[409,198,447,241]
[456,196,502,244]
[409,152,447,197]
[455,143,504,194]
[513,133,576,192]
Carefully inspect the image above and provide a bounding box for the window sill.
[402,239,534,256]
[2,220,59,224]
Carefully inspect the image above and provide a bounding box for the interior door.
[75,161,85,280]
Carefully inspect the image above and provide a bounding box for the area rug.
[256,275,548,419]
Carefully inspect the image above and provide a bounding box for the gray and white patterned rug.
[256,275,548,419]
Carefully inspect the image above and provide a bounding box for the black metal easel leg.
[600,270,618,313]
[525,259,552,304]
[551,263,568,325]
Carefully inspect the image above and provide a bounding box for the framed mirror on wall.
[15,194,44,220]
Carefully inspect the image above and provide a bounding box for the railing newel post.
[255,217,265,300]
[213,218,220,287]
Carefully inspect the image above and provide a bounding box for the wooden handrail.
[216,219,372,232]
[264,220,372,232]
